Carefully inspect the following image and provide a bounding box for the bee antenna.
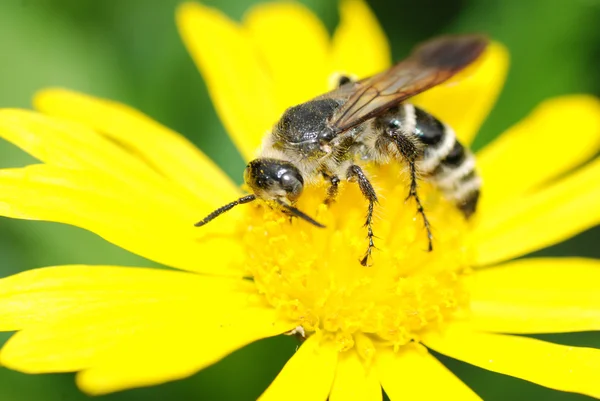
[275,199,325,228]
[194,194,257,227]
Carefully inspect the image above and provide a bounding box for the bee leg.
[407,159,433,251]
[347,165,378,266]
[275,199,325,228]
[322,172,340,206]
[389,134,433,251]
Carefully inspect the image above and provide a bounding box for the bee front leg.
[322,172,341,206]
[347,165,378,266]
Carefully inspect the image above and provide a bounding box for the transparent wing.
[328,35,489,133]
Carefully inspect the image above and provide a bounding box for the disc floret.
[241,164,472,350]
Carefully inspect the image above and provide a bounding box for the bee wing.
[328,35,489,133]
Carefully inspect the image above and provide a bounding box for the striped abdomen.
[404,104,480,217]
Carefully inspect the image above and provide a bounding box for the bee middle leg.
[347,164,378,266]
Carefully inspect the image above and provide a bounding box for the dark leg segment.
[406,159,433,251]
[347,165,378,266]
[322,172,341,206]
[389,133,433,251]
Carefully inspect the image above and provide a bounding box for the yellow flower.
[0,0,599,399]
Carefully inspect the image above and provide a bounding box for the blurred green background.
[0,0,599,400]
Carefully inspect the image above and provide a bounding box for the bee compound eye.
[244,158,304,202]
[280,171,303,201]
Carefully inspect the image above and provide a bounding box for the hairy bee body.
[369,103,480,217]
[196,34,488,265]
[258,98,345,185]
[259,98,480,217]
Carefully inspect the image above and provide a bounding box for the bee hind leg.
[406,159,433,251]
[389,133,433,251]
[347,165,378,266]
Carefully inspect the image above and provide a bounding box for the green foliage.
[0,0,598,399]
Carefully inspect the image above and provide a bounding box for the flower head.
[1,0,600,400]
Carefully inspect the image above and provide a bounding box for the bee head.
[195,157,323,229]
[244,158,304,203]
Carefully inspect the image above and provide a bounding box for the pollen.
[239,163,473,351]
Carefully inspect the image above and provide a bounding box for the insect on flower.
[195,34,488,265]
[0,1,599,398]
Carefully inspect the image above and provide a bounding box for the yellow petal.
[331,0,391,79]
[330,350,381,401]
[77,304,288,395]
[466,258,600,333]
[244,2,331,112]
[34,89,240,205]
[376,344,481,401]
[0,265,292,394]
[0,265,249,332]
[0,165,244,275]
[472,158,600,267]
[478,95,600,212]
[424,324,600,398]
[258,334,338,401]
[0,109,157,184]
[177,2,279,161]
[413,42,509,145]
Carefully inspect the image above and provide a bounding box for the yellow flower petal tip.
[242,1,331,110]
[176,2,217,23]
[259,334,338,401]
[332,0,391,78]
[175,0,394,160]
[243,1,325,27]
[33,87,241,205]
[175,1,281,161]
[0,0,599,399]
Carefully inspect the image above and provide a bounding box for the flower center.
[239,163,473,351]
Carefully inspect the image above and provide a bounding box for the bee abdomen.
[406,104,481,218]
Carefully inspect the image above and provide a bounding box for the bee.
[196,35,487,266]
